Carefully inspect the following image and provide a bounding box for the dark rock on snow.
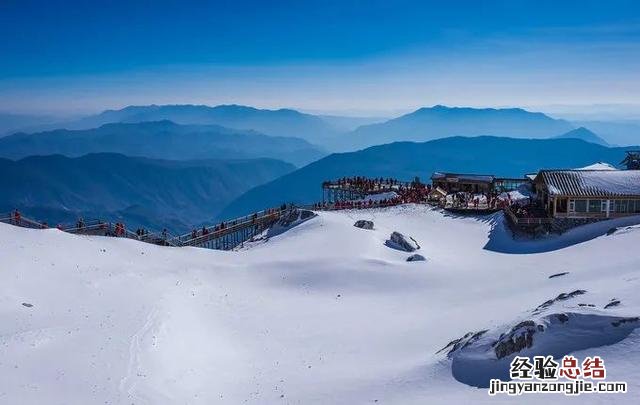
[406,254,426,262]
[611,317,639,327]
[353,220,374,230]
[548,271,569,279]
[386,231,420,252]
[604,299,621,309]
[534,289,587,312]
[494,321,538,359]
[437,329,488,356]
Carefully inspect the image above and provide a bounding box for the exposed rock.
[437,329,488,356]
[277,208,316,227]
[386,231,420,252]
[548,271,569,279]
[534,289,587,312]
[611,317,639,327]
[493,321,538,359]
[21,302,33,308]
[301,210,315,220]
[578,303,595,307]
[406,253,426,262]
[604,299,621,309]
[556,313,569,323]
[353,220,374,230]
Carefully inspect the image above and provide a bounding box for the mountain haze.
[339,105,575,151]
[0,153,294,231]
[553,127,609,146]
[0,120,325,166]
[573,120,640,146]
[45,104,339,145]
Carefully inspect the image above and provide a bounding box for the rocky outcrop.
[437,330,488,357]
[277,208,315,227]
[386,231,420,252]
[493,321,538,359]
[406,253,426,262]
[534,289,587,313]
[604,299,621,309]
[354,220,374,230]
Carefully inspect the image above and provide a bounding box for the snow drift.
[2,204,640,404]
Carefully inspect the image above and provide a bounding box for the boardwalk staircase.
[0,206,309,251]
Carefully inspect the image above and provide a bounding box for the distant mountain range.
[0,120,325,167]
[0,112,60,135]
[570,120,640,146]
[5,104,634,151]
[337,105,575,151]
[0,153,294,231]
[19,104,340,145]
[553,127,609,146]
[219,136,632,218]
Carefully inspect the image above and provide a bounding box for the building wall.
[552,196,640,219]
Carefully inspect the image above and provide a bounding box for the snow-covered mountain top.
[1,205,639,404]
[576,162,618,171]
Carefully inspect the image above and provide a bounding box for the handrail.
[504,206,552,225]
[177,209,285,246]
[1,204,312,251]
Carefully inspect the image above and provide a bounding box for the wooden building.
[534,169,640,219]
[430,172,532,195]
[430,172,495,194]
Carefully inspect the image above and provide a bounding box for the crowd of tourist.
[318,177,431,211]
[323,177,407,193]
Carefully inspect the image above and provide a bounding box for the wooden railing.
[174,208,287,247]
[503,206,553,225]
[0,212,49,229]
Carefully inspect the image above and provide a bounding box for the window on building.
[588,200,601,212]
[574,199,587,212]
[615,200,628,213]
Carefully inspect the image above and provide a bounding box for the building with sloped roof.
[431,172,495,194]
[534,169,640,218]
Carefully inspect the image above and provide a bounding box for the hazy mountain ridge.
[0,112,61,136]
[572,120,640,146]
[220,136,631,218]
[338,105,576,150]
[553,127,609,146]
[0,153,295,231]
[0,120,325,167]
[30,104,340,145]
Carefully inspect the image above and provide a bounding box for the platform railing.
[504,206,553,225]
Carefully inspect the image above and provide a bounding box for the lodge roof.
[536,169,640,197]
[431,172,495,183]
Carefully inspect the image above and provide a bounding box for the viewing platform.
[321,177,429,207]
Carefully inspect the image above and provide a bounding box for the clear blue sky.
[1,0,639,115]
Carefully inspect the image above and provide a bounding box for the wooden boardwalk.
[0,207,298,251]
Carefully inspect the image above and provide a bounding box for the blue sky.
[1,0,639,115]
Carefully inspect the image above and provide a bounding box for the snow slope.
[1,205,639,404]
